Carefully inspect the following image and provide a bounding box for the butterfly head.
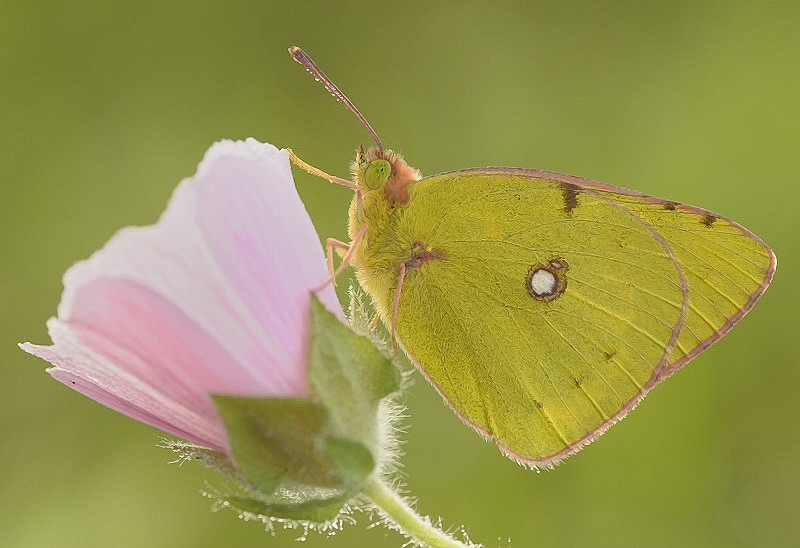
[351,145,422,205]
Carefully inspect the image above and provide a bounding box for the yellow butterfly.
[288,47,776,468]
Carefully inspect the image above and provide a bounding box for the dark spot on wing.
[404,241,446,269]
[602,349,616,361]
[573,377,583,387]
[561,183,579,215]
[663,201,678,211]
[701,214,717,228]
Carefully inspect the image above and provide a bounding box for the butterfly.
[288,47,776,468]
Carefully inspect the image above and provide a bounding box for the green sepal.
[326,436,375,486]
[309,295,399,451]
[210,297,399,518]
[223,491,355,522]
[212,395,342,494]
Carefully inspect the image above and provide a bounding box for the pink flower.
[21,139,342,454]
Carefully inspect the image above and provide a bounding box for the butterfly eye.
[364,159,392,190]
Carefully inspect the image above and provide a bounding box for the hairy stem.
[362,476,476,547]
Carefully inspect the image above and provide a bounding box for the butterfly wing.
[384,168,774,467]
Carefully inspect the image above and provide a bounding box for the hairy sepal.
[211,295,399,523]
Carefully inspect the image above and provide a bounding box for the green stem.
[361,476,474,547]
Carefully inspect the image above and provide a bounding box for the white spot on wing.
[530,269,557,296]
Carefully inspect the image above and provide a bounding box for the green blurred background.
[3,1,798,546]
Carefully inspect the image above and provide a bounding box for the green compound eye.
[364,159,391,190]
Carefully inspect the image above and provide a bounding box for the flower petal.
[22,139,341,449]
[22,320,228,451]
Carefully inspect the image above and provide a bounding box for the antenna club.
[288,46,309,65]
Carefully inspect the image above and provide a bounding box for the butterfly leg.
[315,224,369,290]
[323,238,349,287]
[287,149,360,191]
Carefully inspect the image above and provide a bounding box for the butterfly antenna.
[289,46,385,153]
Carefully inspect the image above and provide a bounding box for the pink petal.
[22,320,227,451]
[21,139,342,451]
